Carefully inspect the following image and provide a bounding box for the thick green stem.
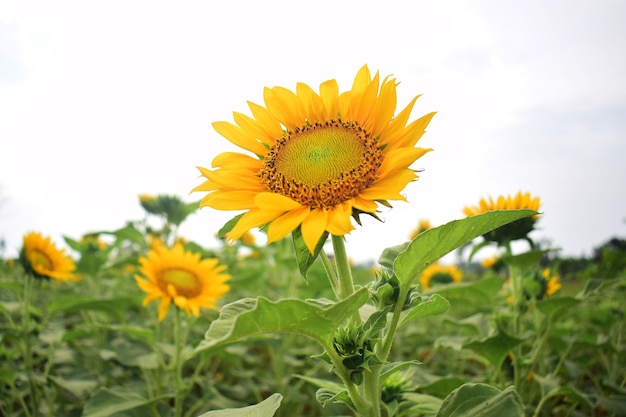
[22,274,37,417]
[323,343,373,416]
[506,242,524,390]
[380,286,410,361]
[331,235,355,300]
[320,251,341,298]
[172,309,185,417]
[362,366,382,417]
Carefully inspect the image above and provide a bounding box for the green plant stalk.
[320,251,341,298]
[527,317,553,377]
[322,342,374,416]
[172,308,185,417]
[362,365,382,417]
[506,243,524,390]
[329,234,381,416]
[21,273,37,417]
[331,235,355,299]
[380,285,411,360]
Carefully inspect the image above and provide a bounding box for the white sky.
[1,0,625,264]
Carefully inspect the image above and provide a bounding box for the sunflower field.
[2,67,625,417]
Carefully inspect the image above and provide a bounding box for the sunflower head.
[193,65,435,254]
[20,232,78,283]
[409,218,432,240]
[463,192,541,245]
[540,268,562,297]
[419,263,463,291]
[134,243,230,321]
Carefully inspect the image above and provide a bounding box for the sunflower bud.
[333,311,387,385]
[369,269,416,310]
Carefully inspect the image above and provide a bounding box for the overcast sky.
[1,0,625,264]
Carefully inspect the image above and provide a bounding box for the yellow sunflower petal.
[266,207,311,244]
[301,208,329,253]
[254,192,302,211]
[212,121,268,156]
[201,191,257,210]
[228,209,283,241]
[157,298,171,322]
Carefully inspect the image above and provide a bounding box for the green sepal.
[217,213,245,238]
[291,226,328,280]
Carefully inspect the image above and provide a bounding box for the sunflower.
[419,263,463,291]
[541,268,562,297]
[20,232,78,282]
[463,192,541,244]
[409,218,432,240]
[135,243,230,321]
[193,65,434,253]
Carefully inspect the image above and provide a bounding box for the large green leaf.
[193,288,369,355]
[464,327,526,369]
[392,210,536,288]
[197,393,282,417]
[47,296,137,320]
[398,294,450,328]
[535,297,581,321]
[81,387,171,417]
[431,277,504,310]
[436,383,524,417]
[500,249,547,271]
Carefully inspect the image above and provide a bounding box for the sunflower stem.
[172,308,185,417]
[331,235,355,299]
[506,241,524,390]
[319,251,341,298]
[20,273,35,417]
[331,235,361,325]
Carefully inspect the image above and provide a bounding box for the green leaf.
[378,242,409,270]
[217,214,244,238]
[47,296,136,317]
[292,226,328,280]
[82,387,171,417]
[399,294,450,328]
[464,328,526,369]
[402,393,443,415]
[47,296,136,320]
[63,236,83,252]
[197,393,282,417]
[393,210,536,289]
[380,360,421,380]
[193,288,369,355]
[94,324,155,344]
[500,249,547,270]
[577,278,604,298]
[48,375,98,399]
[467,240,491,262]
[535,297,580,321]
[431,277,504,310]
[436,383,524,417]
[110,224,145,245]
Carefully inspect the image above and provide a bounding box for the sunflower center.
[260,120,382,208]
[160,268,202,298]
[30,249,53,270]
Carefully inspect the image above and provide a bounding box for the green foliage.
[1,197,624,417]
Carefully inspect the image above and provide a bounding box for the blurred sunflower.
[135,243,230,321]
[193,65,434,253]
[419,263,463,291]
[20,232,78,283]
[541,268,562,297]
[463,192,541,245]
[409,218,432,240]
